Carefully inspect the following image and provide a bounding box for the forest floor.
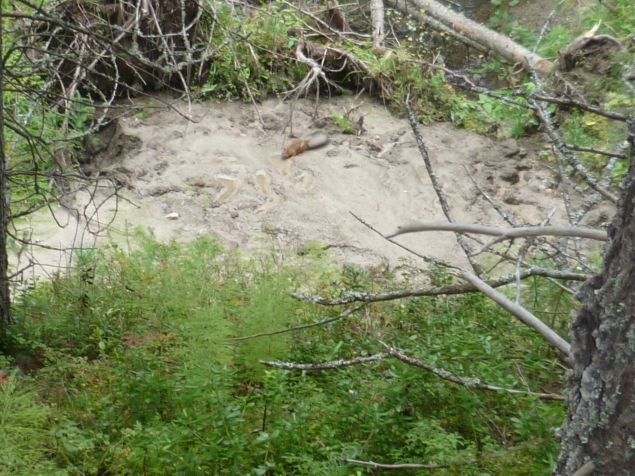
[10,94,614,281]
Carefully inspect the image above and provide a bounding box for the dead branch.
[292,267,590,306]
[530,94,628,122]
[260,354,387,370]
[460,269,572,363]
[564,143,630,161]
[405,97,483,275]
[233,303,366,341]
[534,107,618,204]
[389,0,553,74]
[385,222,607,242]
[464,165,517,227]
[342,444,524,470]
[383,345,565,401]
[350,212,457,269]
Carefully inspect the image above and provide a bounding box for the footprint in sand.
[254,170,283,214]
[213,174,241,203]
[294,171,313,192]
[255,170,272,194]
[268,154,292,177]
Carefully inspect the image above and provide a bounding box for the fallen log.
[385,0,554,75]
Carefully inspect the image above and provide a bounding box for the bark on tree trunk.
[370,0,385,48]
[555,117,635,475]
[0,5,13,338]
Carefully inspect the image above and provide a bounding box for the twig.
[534,107,618,203]
[350,212,456,269]
[563,143,629,160]
[233,304,366,341]
[342,445,521,470]
[464,165,517,227]
[532,0,565,55]
[404,96,483,275]
[530,94,628,122]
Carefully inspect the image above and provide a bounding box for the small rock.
[502,191,521,205]
[500,139,520,157]
[500,168,520,184]
[230,211,239,219]
[165,212,180,220]
[518,147,527,157]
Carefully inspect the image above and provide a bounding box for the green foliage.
[0,233,570,475]
[0,372,65,475]
[477,89,539,139]
[330,110,357,135]
[197,1,301,100]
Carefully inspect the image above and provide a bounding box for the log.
[385,0,554,75]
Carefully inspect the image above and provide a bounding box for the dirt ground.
[9,94,615,282]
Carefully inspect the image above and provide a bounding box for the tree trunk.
[370,0,385,48]
[0,3,13,338]
[555,117,635,475]
[385,0,553,74]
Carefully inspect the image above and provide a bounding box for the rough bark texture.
[0,1,13,339]
[370,0,385,48]
[555,117,635,475]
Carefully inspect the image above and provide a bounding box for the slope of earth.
[10,95,613,280]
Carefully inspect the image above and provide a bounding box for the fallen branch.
[388,0,553,74]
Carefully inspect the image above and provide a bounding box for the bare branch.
[385,222,607,242]
[460,269,572,363]
[260,354,388,370]
[384,346,565,400]
[530,94,628,122]
[534,106,619,204]
[233,304,366,341]
[350,212,457,269]
[464,165,517,227]
[260,345,564,400]
[564,143,630,161]
[404,96,483,275]
[292,267,590,306]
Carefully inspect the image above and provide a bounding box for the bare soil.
[11,95,614,280]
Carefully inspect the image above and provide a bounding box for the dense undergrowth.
[1,232,569,475]
[2,1,632,475]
